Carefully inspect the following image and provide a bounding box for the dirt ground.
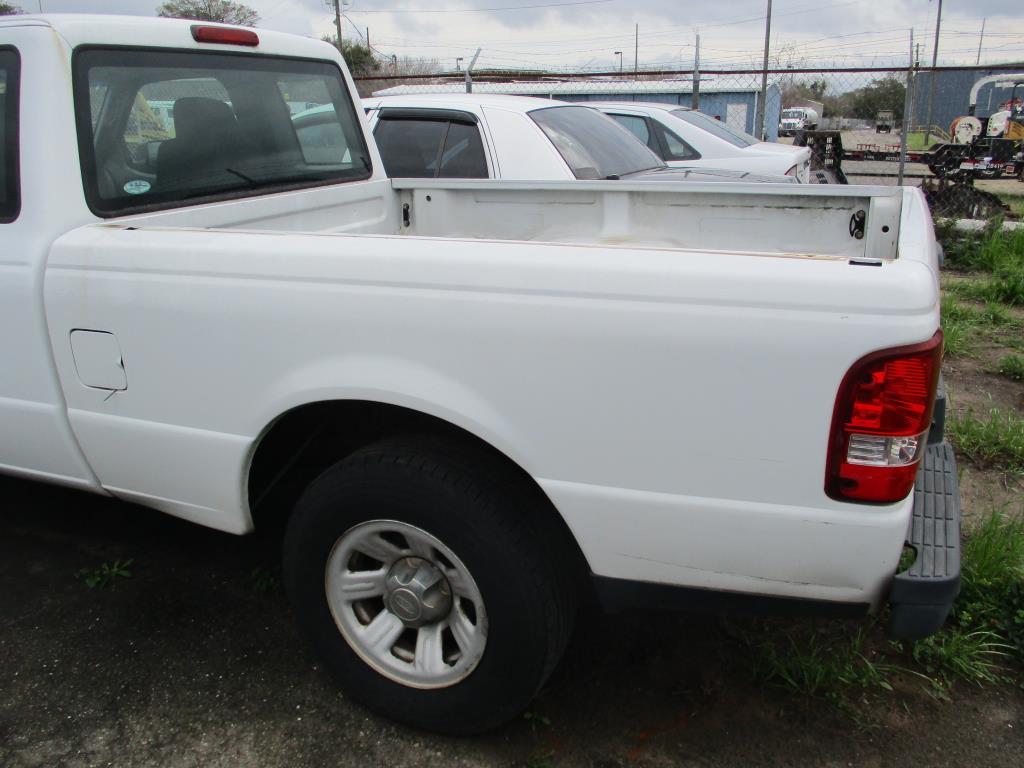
[941,280,1024,523]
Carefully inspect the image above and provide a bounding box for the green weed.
[75,558,134,589]
[522,709,552,732]
[911,628,1010,686]
[940,297,1015,356]
[248,564,281,594]
[948,409,1024,473]
[998,354,1024,381]
[744,624,901,703]
[957,510,1024,663]
[938,225,1024,305]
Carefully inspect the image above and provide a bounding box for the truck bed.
[102,178,918,265]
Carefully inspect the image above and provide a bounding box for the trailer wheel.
[282,436,578,734]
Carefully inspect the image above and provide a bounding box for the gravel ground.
[2,476,1023,768]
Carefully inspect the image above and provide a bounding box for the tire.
[282,436,578,734]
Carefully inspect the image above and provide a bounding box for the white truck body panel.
[3,15,943,613]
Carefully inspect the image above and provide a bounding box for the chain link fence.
[355,63,1024,222]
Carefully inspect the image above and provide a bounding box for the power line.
[346,0,613,14]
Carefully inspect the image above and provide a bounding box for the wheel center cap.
[384,556,452,628]
[388,588,422,622]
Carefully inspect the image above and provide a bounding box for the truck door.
[0,33,100,489]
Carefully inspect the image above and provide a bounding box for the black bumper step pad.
[888,441,961,639]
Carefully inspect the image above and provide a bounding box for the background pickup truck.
[2,13,959,735]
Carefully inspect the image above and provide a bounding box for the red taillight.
[826,331,943,504]
[191,25,259,47]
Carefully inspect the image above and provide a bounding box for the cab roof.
[0,13,342,63]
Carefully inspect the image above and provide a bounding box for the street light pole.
[756,0,773,140]
[456,57,463,72]
[923,0,943,147]
[614,50,622,73]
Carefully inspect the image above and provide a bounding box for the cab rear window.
[0,48,20,223]
[73,48,372,217]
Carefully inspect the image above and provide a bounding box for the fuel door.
[69,330,127,391]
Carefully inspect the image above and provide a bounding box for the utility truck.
[779,102,822,135]
[1,14,960,734]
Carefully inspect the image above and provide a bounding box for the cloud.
[31,0,1024,70]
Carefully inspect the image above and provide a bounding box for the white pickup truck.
[2,14,959,735]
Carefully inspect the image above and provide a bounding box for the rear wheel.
[282,437,578,734]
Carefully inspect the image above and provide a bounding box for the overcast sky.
[24,0,1024,71]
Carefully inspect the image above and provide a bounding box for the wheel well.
[247,400,592,582]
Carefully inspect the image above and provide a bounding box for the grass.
[948,408,1024,473]
[740,508,1024,714]
[906,131,944,151]
[75,558,134,589]
[1001,195,1024,219]
[744,624,900,704]
[956,511,1024,662]
[998,354,1024,381]
[936,223,1024,306]
[940,296,1016,357]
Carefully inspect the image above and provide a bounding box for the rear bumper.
[887,439,962,639]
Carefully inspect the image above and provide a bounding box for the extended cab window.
[373,116,488,178]
[0,48,20,223]
[73,48,372,216]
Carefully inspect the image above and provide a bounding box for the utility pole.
[756,0,773,140]
[898,29,914,186]
[634,24,638,75]
[692,31,700,110]
[976,18,986,65]
[366,27,370,50]
[923,0,943,147]
[332,0,343,53]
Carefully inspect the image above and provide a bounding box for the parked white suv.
[591,101,813,182]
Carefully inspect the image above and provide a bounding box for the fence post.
[898,29,914,186]
[465,48,481,94]
[692,31,700,110]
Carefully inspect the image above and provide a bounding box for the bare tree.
[0,3,23,16]
[156,0,259,26]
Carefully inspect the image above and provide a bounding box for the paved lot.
[2,476,1023,767]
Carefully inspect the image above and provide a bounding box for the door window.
[653,123,701,161]
[437,121,487,178]
[0,48,20,223]
[374,118,488,178]
[609,114,653,148]
[374,118,447,177]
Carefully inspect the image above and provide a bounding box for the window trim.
[0,46,21,224]
[376,107,479,126]
[71,45,373,219]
